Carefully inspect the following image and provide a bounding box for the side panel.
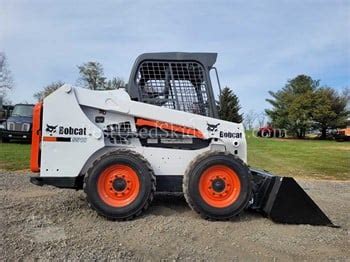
[75,87,247,163]
[40,86,104,177]
[136,147,210,176]
[79,104,218,177]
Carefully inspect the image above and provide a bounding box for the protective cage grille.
[135,61,210,116]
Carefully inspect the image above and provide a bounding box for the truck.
[335,128,350,141]
[1,103,34,143]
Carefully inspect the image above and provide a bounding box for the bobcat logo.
[46,124,58,134]
[207,123,220,133]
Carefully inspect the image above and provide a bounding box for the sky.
[1,0,349,114]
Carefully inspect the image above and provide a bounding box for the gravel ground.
[1,172,349,261]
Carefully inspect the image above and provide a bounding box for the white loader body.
[40,85,246,179]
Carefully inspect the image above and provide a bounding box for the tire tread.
[83,148,156,220]
[183,151,252,220]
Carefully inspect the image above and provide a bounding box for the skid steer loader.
[30,52,334,226]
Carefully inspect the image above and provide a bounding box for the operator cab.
[127,52,220,118]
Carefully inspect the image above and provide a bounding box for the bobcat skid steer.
[30,53,334,226]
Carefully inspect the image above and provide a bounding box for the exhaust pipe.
[250,169,337,227]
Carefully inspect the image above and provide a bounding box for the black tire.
[262,130,270,138]
[83,149,156,220]
[275,130,280,138]
[183,151,252,220]
[1,137,10,143]
[280,131,286,138]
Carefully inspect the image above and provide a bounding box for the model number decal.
[71,137,88,143]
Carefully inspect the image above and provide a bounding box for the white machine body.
[39,85,246,178]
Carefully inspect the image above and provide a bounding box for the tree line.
[217,75,348,139]
[0,52,126,103]
[265,75,348,139]
[34,61,126,101]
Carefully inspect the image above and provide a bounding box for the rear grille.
[7,122,31,131]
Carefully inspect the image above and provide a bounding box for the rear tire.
[183,151,252,220]
[84,149,156,220]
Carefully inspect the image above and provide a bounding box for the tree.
[77,62,107,90]
[342,87,350,111]
[105,77,126,90]
[0,52,14,100]
[77,62,126,90]
[266,75,348,139]
[243,110,258,130]
[312,87,348,139]
[257,112,266,128]
[266,75,319,138]
[33,81,65,101]
[218,87,243,123]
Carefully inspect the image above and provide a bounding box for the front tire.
[84,149,156,220]
[183,151,252,220]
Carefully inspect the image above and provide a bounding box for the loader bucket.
[250,169,336,227]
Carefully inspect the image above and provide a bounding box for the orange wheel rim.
[199,165,241,208]
[97,164,140,207]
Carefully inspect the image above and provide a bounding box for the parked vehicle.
[0,104,34,143]
[334,128,350,141]
[257,126,286,138]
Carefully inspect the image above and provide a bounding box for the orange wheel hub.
[199,165,241,208]
[97,164,140,207]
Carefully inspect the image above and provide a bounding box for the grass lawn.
[0,136,349,180]
[0,143,31,171]
[246,131,350,180]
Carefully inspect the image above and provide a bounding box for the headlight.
[23,123,31,132]
[6,122,15,130]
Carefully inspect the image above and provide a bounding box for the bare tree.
[342,87,349,111]
[0,52,14,100]
[243,110,258,130]
[257,112,266,128]
[77,62,106,90]
[77,61,126,90]
[34,81,65,101]
[105,77,126,90]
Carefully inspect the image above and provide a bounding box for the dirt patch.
[1,173,349,261]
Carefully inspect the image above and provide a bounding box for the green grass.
[0,136,349,180]
[246,131,350,180]
[0,143,31,171]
